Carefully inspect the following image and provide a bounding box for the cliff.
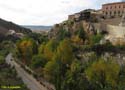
[48,9,103,39]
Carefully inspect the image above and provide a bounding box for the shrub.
[0,55,4,64]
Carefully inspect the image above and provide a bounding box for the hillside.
[0,18,32,35]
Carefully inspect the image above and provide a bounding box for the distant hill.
[23,25,52,31]
[0,18,32,35]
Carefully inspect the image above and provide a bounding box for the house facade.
[102,2,125,18]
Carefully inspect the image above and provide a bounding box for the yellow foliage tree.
[55,39,74,65]
[16,38,37,65]
[85,59,120,89]
[39,39,58,61]
[72,35,84,45]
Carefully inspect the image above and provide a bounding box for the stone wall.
[105,25,125,45]
[79,52,125,66]
[107,25,125,38]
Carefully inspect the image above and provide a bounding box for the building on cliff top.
[102,1,125,18]
[68,9,102,22]
[68,1,125,20]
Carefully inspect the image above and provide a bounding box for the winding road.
[5,53,47,90]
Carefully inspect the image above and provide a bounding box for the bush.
[75,27,86,41]
[57,29,71,41]
[0,55,4,64]
[89,34,103,45]
[31,54,47,69]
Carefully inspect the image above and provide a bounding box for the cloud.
[0,0,120,25]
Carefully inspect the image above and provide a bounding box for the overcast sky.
[0,0,120,25]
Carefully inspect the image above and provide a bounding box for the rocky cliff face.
[49,9,102,39]
[79,52,125,66]
[0,18,32,35]
[49,19,97,39]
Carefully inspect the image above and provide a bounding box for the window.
[118,11,120,15]
[106,7,108,9]
[123,5,125,8]
[110,6,112,9]
[122,11,124,14]
[105,12,108,15]
[110,11,112,15]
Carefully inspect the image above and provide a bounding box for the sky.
[0,0,120,25]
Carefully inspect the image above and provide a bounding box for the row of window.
[104,4,125,10]
[104,11,124,16]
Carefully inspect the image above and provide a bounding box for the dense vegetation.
[0,65,29,90]
[14,26,125,90]
[0,10,125,90]
[0,40,29,90]
[0,20,124,90]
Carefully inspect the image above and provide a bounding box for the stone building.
[68,9,92,21]
[68,9,102,22]
[102,2,125,18]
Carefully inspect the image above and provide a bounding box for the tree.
[38,44,45,54]
[27,32,48,44]
[75,27,86,41]
[44,60,60,84]
[72,36,83,45]
[62,60,89,90]
[44,39,74,90]
[53,39,74,90]
[31,54,47,69]
[89,34,103,45]
[85,58,120,89]
[0,55,4,64]
[40,39,58,61]
[55,39,74,65]
[16,38,37,65]
[57,29,71,41]
[117,65,125,90]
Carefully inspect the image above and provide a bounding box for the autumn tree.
[44,39,74,90]
[16,38,37,65]
[85,58,120,89]
[44,59,60,84]
[39,39,58,61]
[55,39,74,64]
[62,60,89,90]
